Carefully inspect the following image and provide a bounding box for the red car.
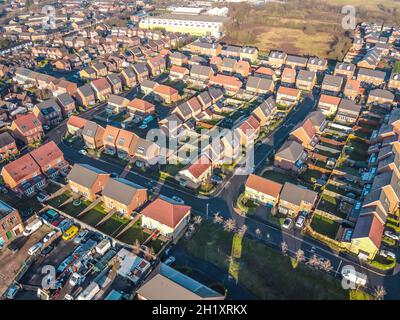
[51,215,65,227]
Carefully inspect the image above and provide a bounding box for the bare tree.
[238,224,248,236]
[307,254,320,268]
[281,241,288,256]
[373,286,386,300]
[320,259,333,272]
[213,212,223,224]
[132,239,140,254]
[295,249,305,264]
[223,218,236,232]
[193,215,203,225]
[255,228,262,239]
[144,246,155,261]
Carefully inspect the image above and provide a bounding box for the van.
[95,239,111,256]
[23,218,43,236]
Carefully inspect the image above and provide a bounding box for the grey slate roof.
[67,163,108,189]
[102,177,145,206]
[279,182,318,207]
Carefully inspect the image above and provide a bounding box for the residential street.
[45,91,400,299]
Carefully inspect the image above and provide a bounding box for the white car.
[43,230,57,243]
[171,196,184,204]
[28,242,43,256]
[380,250,396,259]
[74,230,89,244]
[384,230,399,241]
[69,272,85,287]
[295,215,306,228]
[79,149,87,155]
[282,218,293,230]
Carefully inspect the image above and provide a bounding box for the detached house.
[274,140,307,173]
[344,79,361,100]
[278,182,318,217]
[107,73,123,94]
[252,96,277,126]
[170,65,189,80]
[321,74,344,95]
[102,178,147,218]
[335,99,362,125]
[67,115,87,136]
[56,93,76,117]
[296,70,317,91]
[235,115,261,146]
[245,174,283,207]
[67,163,110,202]
[11,113,44,145]
[334,62,356,79]
[82,121,105,149]
[147,55,166,76]
[106,95,129,115]
[128,98,155,120]
[120,66,137,88]
[276,86,301,106]
[281,68,296,86]
[75,84,96,107]
[190,65,214,83]
[91,77,112,101]
[317,94,341,116]
[268,51,287,68]
[285,55,308,69]
[140,197,191,240]
[153,84,180,104]
[289,111,326,149]
[33,98,63,126]
[209,74,242,95]
[306,57,328,73]
[0,132,18,161]
[169,51,189,66]
[132,63,150,83]
[388,72,400,91]
[177,154,213,189]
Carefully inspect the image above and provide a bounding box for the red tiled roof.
[255,66,275,76]
[319,94,341,106]
[2,153,40,183]
[187,154,212,179]
[154,84,178,96]
[277,86,300,97]
[13,113,42,132]
[29,141,64,168]
[170,65,188,75]
[128,98,155,113]
[91,77,111,91]
[67,115,87,129]
[210,74,242,88]
[141,197,191,229]
[245,174,283,198]
[103,125,120,144]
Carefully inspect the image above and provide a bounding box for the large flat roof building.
[139,14,228,37]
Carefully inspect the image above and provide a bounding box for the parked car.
[139,123,148,130]
[43,230,57,243]
[171,196,184,204]
[295,215,306,229]
[5,283,20,299]
[282,218,293,230]
[74,230,89,244]
[384,230,399,241]
[380,250,396,259]
[57,219,73,233]
[36,192,49,203]
[28,242,43,256]
[62,225,79,241]
[69,272,86,287]
[41,244,55,257]
[164,256,176,266]
[211,175,223,183]
[79,149,87,155]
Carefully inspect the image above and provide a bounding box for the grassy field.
[183,221,347,300]
[254,27,334,57]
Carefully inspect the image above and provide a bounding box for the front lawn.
[183,221,347,300]
[310,214,340,239]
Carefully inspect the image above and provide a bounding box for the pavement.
[44,89,400,299]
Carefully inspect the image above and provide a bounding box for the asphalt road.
[45,90,400,299]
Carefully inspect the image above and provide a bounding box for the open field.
[183,221,347,300]
[254,27,334,57]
